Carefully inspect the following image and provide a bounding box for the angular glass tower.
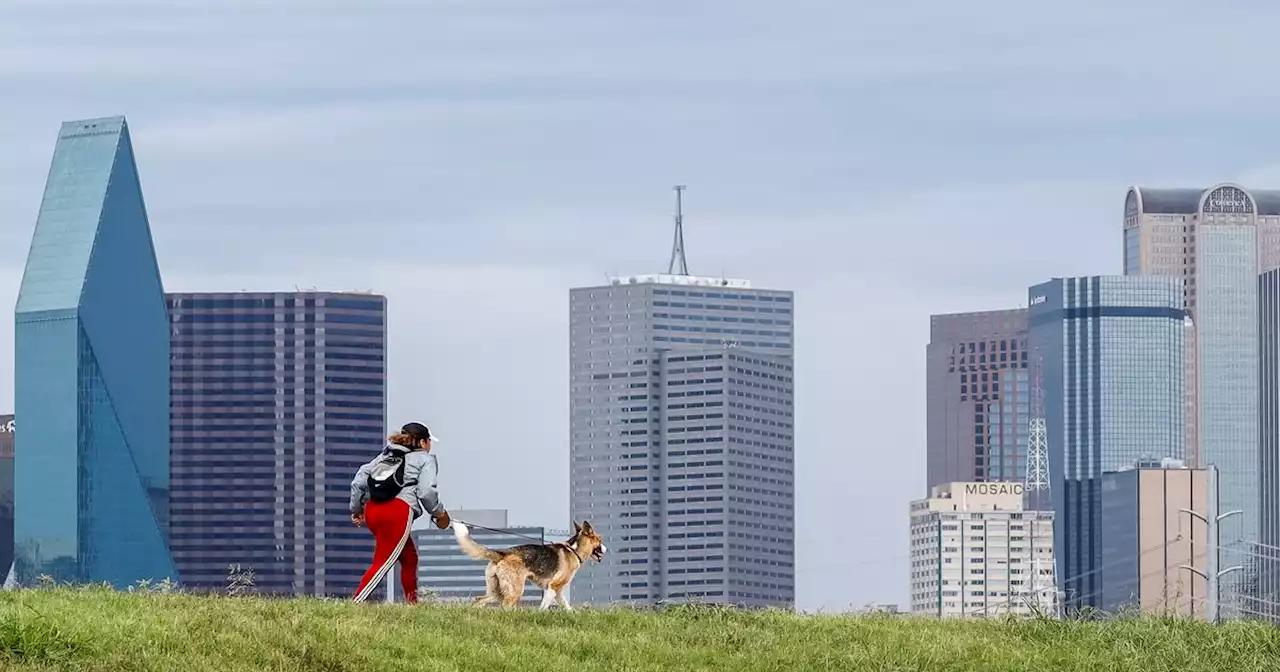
[13,116,176,587]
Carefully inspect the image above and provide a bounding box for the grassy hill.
[2,587,1280,671]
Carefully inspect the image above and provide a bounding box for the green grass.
[2,588,1280,671]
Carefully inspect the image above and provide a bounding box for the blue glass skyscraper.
[13,116,176,586]
[1028,276,1186,612]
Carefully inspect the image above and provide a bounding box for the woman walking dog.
[349,422,449,604]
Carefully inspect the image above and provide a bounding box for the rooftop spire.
[667,185,689,275]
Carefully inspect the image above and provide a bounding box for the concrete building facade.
[13,116,176,587]
[1028,275,1187,613]
[167,291,386,597]
[569,273,794,608]
[909,481,1055,618]
[925,309,1029,492]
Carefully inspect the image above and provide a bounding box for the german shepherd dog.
[453,520,606,610]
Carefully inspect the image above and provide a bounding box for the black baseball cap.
[402,422,440,443]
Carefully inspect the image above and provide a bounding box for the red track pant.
[352,498,419,604]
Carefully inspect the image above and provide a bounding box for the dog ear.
[572,521,582,534]
[582,521,594,533]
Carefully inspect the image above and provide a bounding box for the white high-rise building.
[909,481,1055,618]
[569,273,795,608]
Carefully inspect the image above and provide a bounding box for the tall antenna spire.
[667,185,689,275]
[1024,351,1056,615]
[1025,353,1050,509]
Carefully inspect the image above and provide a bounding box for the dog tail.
[453,522,504,562]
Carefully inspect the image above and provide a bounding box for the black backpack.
[366,446,418,503]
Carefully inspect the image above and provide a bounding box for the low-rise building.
[910,481,1055,617]
[1098,460,1215,618]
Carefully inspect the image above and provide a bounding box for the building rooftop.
[1130,185,1280,216]
[608,273,751,289]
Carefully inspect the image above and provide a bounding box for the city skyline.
[10,1,1280,611]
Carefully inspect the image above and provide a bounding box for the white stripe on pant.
[352,512,413,603]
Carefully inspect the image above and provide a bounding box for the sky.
[3,0,1280,612]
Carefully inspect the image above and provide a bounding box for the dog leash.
[451,519,559,545]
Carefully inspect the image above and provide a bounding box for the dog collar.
[559,542,585,563]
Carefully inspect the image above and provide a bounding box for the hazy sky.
[4,0,1280,611]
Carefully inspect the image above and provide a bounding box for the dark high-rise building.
[14,116,176,587]
[167,292,387,597]
[925,309,1029,492]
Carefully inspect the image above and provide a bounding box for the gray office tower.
[569,273,795,608]
[167,292,387,597]
[925,309,1030,494]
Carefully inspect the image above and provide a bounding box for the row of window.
[174,312,384,326]
[653,312,791,327]
[171,432,380,445]
[172,339,383,350]
[652,300,791,316]
[652,289,791,302]
[654,324,789,339]
[172,327,381,338]
[655,336,790,349]
[168,297,383,310]
[174,368,385,381]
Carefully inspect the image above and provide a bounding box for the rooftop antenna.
[1023,352,1056,616]
[667,185,689,275]
[1026,353,1050,509]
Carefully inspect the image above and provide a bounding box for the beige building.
[909,481,1054,618]
[1098,462,1215,618]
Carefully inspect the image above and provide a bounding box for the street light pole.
[1179,507,1244,622]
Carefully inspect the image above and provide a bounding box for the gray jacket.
[349,448,445,519]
